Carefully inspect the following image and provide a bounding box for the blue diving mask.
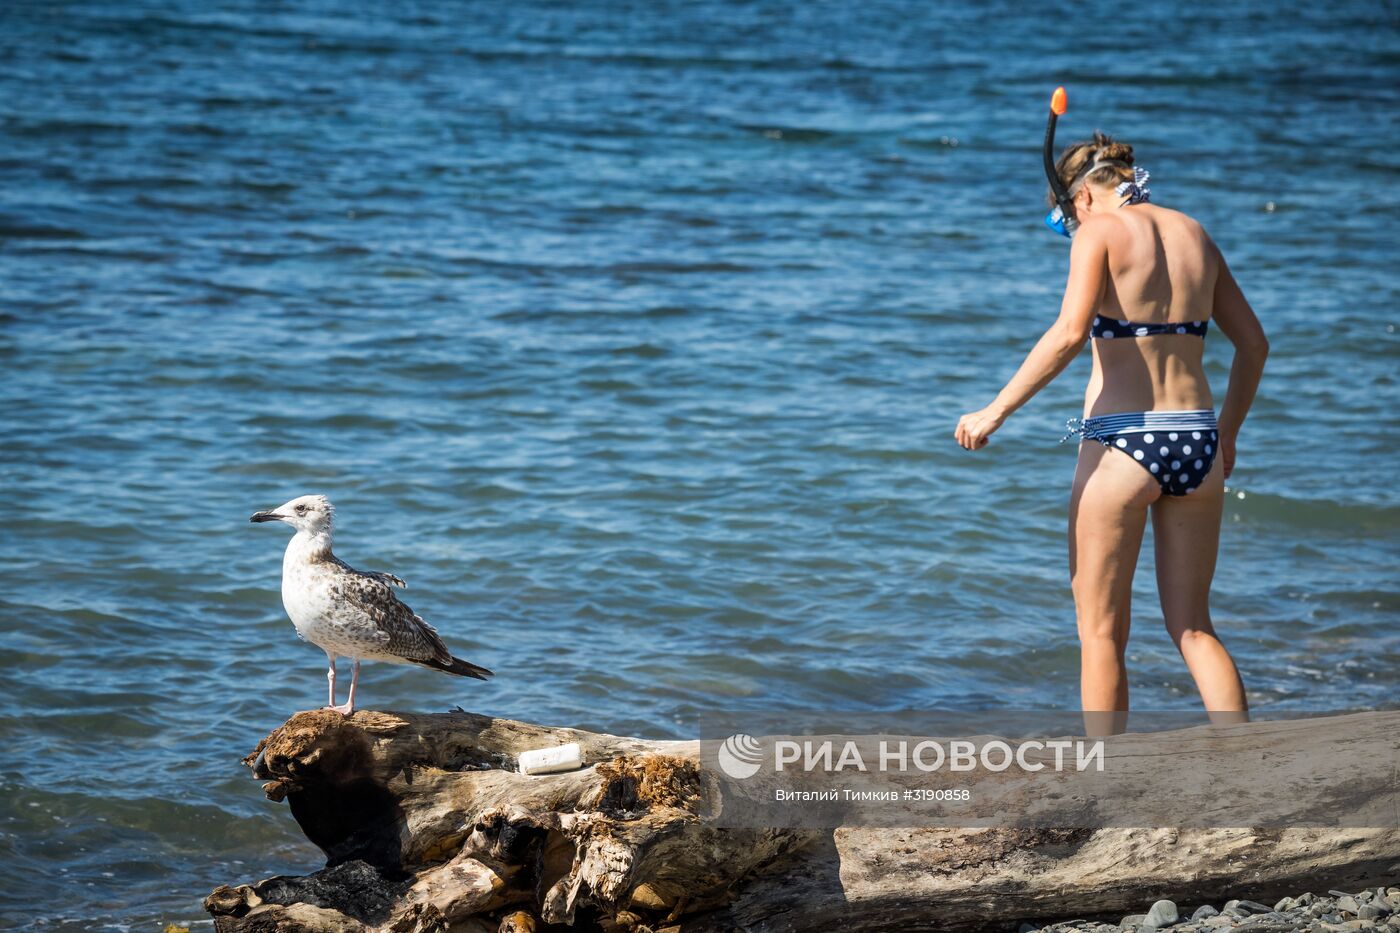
[1045,205,1073,239]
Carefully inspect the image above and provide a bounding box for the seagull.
[249,494,492,715]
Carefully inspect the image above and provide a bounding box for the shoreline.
[1017,886,1400,933]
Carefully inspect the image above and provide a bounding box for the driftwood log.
[205,708,1400,932]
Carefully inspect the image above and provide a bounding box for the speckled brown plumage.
[317,556,490,678]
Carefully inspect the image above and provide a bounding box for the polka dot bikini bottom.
[1061,409,1219,496]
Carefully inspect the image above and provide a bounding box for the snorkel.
[1042,86,1077,239]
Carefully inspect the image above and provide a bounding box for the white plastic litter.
[518,742,583,776]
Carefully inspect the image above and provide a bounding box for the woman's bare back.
[1084,204,1220,415]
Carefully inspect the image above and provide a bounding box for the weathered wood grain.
[205,708,1400,932]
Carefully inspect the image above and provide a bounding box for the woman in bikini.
[954,129,1269,722]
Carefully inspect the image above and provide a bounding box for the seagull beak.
[249,510,284,523]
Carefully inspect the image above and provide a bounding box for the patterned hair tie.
[1116,166,1152,204]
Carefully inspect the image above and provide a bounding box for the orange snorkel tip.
[1050,86,1067,116]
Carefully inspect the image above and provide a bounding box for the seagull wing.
[328,559,492,680]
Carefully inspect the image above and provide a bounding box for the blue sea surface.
[1,1,1397,928]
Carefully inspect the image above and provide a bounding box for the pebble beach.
[1019,886,1400,933]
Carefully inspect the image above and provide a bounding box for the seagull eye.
[295,505,307,515]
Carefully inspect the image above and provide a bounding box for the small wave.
[213,459,344,478]
[0,220,84,239]
[1233,490,1398,532]
[737,123,837,143]
[605,260,754,275]
[607,343,669,359]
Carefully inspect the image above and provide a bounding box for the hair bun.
[1092,131,1134,165]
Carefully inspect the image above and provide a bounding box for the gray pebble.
[1145,900,1180,929]
[1192,906,1219,921]
[1238,900,1275,915]
[1121,914,1148,928]
[1361,906,1390,920]
[1275,897,1295,912]
[1338,897,1362,915]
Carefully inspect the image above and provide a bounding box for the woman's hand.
[1219,431,1237,479]
[955,405,1006,450]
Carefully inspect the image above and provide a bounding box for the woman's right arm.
[1208,241,1269,478]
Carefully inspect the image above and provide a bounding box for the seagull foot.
[324,703,355,717]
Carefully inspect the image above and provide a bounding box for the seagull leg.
[324,653,338,710]
[327,660,358,717]
[344,661,360,716]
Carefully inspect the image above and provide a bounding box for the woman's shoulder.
[1144,206,1223,291]
[1147,203,1209,238]
[1114,204,1215,257]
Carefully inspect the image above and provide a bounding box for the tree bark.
[205,708,1400,933]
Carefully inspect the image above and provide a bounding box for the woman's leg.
[1069,441,1159,718]
[1150,455,1248,719]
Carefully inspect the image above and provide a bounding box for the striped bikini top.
[1092,314,1208,339]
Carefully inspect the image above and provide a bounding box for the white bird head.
[250,494,335,535]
